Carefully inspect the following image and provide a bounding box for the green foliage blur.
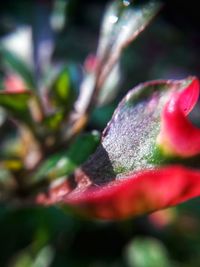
[0,0,200,266]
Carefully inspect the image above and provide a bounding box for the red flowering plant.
[37,76,200,220]
[0,0,200,222]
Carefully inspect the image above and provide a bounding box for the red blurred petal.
[148,209,175,229]
[36,166,200,220]
[3,75,27,93]
[158,77,200,157]
[84,54,99,73]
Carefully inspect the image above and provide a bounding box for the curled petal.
[157,77,200,157]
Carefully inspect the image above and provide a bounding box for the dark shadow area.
[79,144,116,185]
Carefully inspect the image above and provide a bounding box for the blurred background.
[0,0,200,266]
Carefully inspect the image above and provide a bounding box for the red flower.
[37,76,200,220]
[157,78,200,157]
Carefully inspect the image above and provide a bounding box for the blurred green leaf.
[50,0,68,32]
[49,65,77,114]
[0,47,36,90]
[97,0,161,60]
[98,63,121,106]
[125,237,172,267]
[0,134,22,158]
[32,246,54,267]
[10,252,32,267]
[43,111,64,131]
[0,107,6,126]
[31,131,100,183]
[95,0,161,107]
[0,167,15,195]
[0,90,32,122]
[9,246,54,267]
[113,1,161,55]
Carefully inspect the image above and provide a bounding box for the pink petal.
[157,77,200,157]
[84,54,99,73]
[3,75,27,93]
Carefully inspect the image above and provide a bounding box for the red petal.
[157,77,200,157]
[50,166,200,220]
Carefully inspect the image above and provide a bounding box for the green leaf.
[10,246,54,267]
[43,111,65,131]
[31,131,100,183]
[48,65,77,113]
[0,90,33,122]
[125,238,172,267]
[98,63,121,106]
[0,47,36,90]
